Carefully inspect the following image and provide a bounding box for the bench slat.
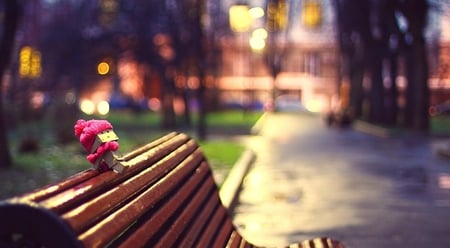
[15,132,178,204]
[18,170,100,203]
[38,133,190,214]
[154,166,216,247]
[125,162,214,247]
[176,186,219,247]
[225,231,242,248]
[243,240,256,248]
[120,132,178,161]
[212,212,235,247]
[117,161,211,247]
[301,237,344,248]
[195,202,228,247]
[0,132,345,248]
[63,140,198,234]
[79,149,204,247]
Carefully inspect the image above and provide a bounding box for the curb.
[437,148,450,159]
[250,112,268,135]
[219,149,256,211]
[352,120,394,138]
[353,121,450,162]
[436,144,450,160]
[219,112,265,211]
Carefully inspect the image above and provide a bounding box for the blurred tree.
[334,0,370,119]
[265,0,289,110]
[334,0,430,130]
[40,1,88,92]
[6,0,214,142]
[118,0,209,134]
[367,0,400,124]
[38,0,101,143]
[0,0,22,167]
[118,1,177,129]
[167,0,208,139]
[381,0,402,126]
[400,0,430,130]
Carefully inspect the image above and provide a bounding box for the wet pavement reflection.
[232,113,450,248]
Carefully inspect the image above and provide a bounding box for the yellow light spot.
[30,50,41,77]
[252,28,268,40]
[249,36,266,51]
[19,46,32,77]
[97,62,110,75]
[302,0,322,28]
[249,7,264,19]
[80,99,95,115]
[97,100,110,115]
[229,5,251,32]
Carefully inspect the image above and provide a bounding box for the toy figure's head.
[74,119,123,172]
[74,119,115,152]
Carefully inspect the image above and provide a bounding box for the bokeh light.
[97,62,110,75]
[80,99,95,115]
[97,100,110,115]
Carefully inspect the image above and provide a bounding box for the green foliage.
[13,143,86,174]
[205,111,262,127]
[0,110,262,199]
[431,116,450,136]
[199,140,245,171]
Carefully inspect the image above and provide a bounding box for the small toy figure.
[74,119,125,173]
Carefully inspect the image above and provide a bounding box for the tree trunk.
[194,0,207,141]
[196,73,206,141]
[404,40,429,130]
[385,53,399,126]
[400,0,429,131]
[181,84,192,128]
[0,1,22,167]
[368,45,385,124]
[161,72,176,130]
[348,44,365,119]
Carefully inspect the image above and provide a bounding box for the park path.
[232,112,450,248]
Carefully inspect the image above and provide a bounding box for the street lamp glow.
[97,100,110,115]
[249,36,266,51]
[252,28,268,40]
[229,5,251,32]
[249,7,264,19]
[80,99,95,115]
[97,62,110,75]
[250,28,268,52]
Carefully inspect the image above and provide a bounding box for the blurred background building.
[2,0,450,117]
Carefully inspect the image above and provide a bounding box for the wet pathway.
[232,113,450,248]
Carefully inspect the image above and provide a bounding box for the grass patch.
[431,115,450,136]
[206,111,262,127]
[1,110,262,199]
[199,140,245,171]
[355,115,450,137]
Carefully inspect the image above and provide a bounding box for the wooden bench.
[0,132,344,248]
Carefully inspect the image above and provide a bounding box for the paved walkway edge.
[251,112,268,134]
[219,149,256,211]
[352,120,393,138]
[437,145,450,160]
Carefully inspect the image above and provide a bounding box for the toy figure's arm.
[90,129,125,173]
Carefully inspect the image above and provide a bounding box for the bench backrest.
[0,132,247,247]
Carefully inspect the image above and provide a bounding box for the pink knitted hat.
[74,119,119,170]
